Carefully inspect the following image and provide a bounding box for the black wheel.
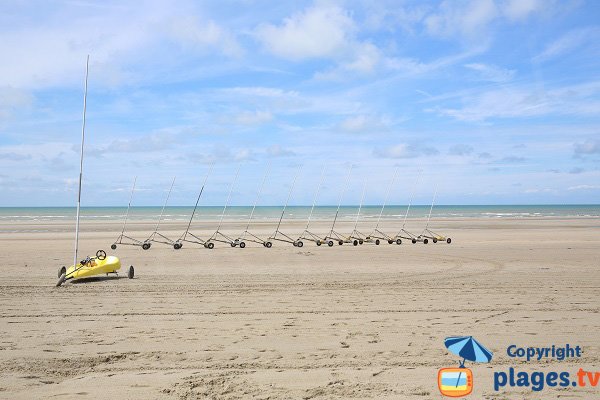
[447,238,452,244]
[58,266,66,278]
[423,239,429,244]
[297,241,304,248]
[316,241,322,246]
[96,249,106,260]
[387,240,393,244]
[433,238,438,243]
[396,239,402,245]
[353,240,358,246]
[338,241,343,246]
[231,242,237,247]
[328,241,334,247]
[128,265,134,279]
[375,239,380,245]
[412,239,417,244]
[240,242,246,248]
[142,243,151,250]
[265,241,272,248]
[359,240,363,245]
[111,244,117,250]
[56,273,66,287]
[207,242,214,249]
[293,242,297,247]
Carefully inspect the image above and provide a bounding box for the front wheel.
[396,239,402,245]
[338,241,343,246]
[316,241,322,246]
[433,238,438,243]
[142,243,151,250]
[297,241,303,248]
[412,239,417,244]
[128,265,134,279]
[423,239,429,244]
[387,240,393,245]
[353,240,358,246]
[111,244,117,250]
[265,241,272,248]
[375,239,380,245]
[447,238,452,244]
[58,266,66,278]
[207,242,215,249]
[328,241,334,247]
[56,273,66,287]
[239,242,246,248]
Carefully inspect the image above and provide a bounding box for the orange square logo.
[438,367,473,397]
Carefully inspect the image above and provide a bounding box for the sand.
[0,217,598,399]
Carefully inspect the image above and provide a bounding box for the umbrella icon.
[443,336,493,392]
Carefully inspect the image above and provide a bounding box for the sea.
[0,205,598,223]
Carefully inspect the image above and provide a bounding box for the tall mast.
[73,55,89,267]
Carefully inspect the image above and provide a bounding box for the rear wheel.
[375,239,380,245]
[58,266,66,278]
[396,239,402,245]
[239,242,246,248]
[328,241,334,247]
[353,240,358,246]
[412,239,417,244]
[142,243,151,250]
[388,240,393,244]
[128,265,134,279]
[359,240,363,245]
[447,238,452,244]
[433,238,438,243]
[265,241,272,248]
[111,244,117,250]
[207,242,214,249]
[297,241,303,248]
[338,241,343,246]
[231,242,237,247]
[423,239,429,244]
[316,241,322,246]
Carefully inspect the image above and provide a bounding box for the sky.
[0,0,598,206]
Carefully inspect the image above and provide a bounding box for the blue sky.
[0,0,598,206]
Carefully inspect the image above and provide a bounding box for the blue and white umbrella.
[444,336,493,367]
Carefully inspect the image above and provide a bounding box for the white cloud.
[0,3,243,88]
[464,63,515,82]
[373,143,438,159]
[448,144,474,156]
[234,110,273,125]
[255,5,354,61]
[167,16,243,58]
[424,0,498,40]
[567,185,600,191]
[574,139,600,156]
[338,114,391,133]
[534,27,599,62]
[435,81,600,122]
[0,86,33,119]
[502,0,544,21]
[266,144,296,157]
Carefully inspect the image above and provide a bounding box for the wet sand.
[0,218,598,399]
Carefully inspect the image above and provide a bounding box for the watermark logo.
[438,336,493,397]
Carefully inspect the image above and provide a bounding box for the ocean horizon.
[1,205,599,222]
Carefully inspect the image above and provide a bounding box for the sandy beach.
[0,217,598,399]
